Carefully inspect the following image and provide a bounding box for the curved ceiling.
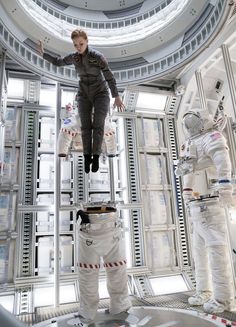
[52,0,144,11]
[1,0,208,58]
[0,0,231,88]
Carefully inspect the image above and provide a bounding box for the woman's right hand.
[38,40,44,56]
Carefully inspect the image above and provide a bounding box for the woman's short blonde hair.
[71,29,88,40]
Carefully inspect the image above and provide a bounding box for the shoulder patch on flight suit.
[88,50,106,68]
[73,53,81,63]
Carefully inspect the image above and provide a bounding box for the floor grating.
[17,292,236,326]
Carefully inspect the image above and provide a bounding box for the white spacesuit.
[57,115,117,158]
[57,115,82,156]
[76,207,131,323]
[175,107,236,314]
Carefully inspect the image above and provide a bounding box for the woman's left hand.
[113,96,125,112]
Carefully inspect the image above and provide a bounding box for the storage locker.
[88,192,119,203]
[89,161,109,191]
[4,108,21,141]
[146,231,176,270]
[36,211,72,232]
[36,193,72,205]
[1,147,19,184]
[0,193,10,232]
[0,194,9,231]
[138,118,164,148]
[38,117,55,150]
[38,154,72,189]
[0,243,8,283]
[0,192,17,232]
[142,190,172,225]
[0,240,15,283]
[140,154,167,185]
[36,236,73,275]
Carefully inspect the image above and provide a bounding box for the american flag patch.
[209,131,221,140]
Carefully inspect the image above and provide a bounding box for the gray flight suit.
[43,47,119,155]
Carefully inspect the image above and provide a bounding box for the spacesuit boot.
[203,298,236,314]
[188,291,212,306]
[91,155,99,172]
[84,155,92,173]
[70,314,94,327]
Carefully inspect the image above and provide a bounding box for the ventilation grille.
[109,57,148,70]
[104,3,142,19]
[182,3,214,45]
[132,209,145,266]
[18,287,33,314]
[22,111,37,205]
[75,153,84,202]
[47,0,69,10]
[167,117,190,267]
[126,118,139,202]
[165,96,178,115]
[135,275,154,297]
[20,111,37,276]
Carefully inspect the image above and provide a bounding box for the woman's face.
[73,36,88,54]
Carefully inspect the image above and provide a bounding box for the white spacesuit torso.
[175,108,232,202]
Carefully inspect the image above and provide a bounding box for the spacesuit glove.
[218,189,234,207]
[72,133,83,152]
[218,181,233,207]
[76,210,90,224]
[182,189,193,204]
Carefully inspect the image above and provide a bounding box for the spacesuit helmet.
[182,108,214,137]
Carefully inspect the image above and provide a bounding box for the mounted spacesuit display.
[76,206,131,324]
[57,104,117,158]
[175,105,236,314]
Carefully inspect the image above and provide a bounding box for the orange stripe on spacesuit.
[103,260,127,268]
[61,128,77,137]
[79,263,100,269]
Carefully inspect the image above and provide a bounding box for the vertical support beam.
[109,157,115,203]
[54,83,61,307]
[195,70,208,112]
[84,173,89,203]
[221,44,236,119]
[0,49,6,178]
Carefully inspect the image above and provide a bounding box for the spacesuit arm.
[43,52,74,66]
[97,55,119,98]
[205,132,231,181]
[205,131,233,204]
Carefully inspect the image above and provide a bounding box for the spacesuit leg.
[78,96,93,155]
[57,129,73,157]
[203,216,235,313]
[103,228,132,315]
[208,245,235,302]
[78,231,100,320]
[192,222,212,292]
[93,93,110,155]
[188,220,212,305]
